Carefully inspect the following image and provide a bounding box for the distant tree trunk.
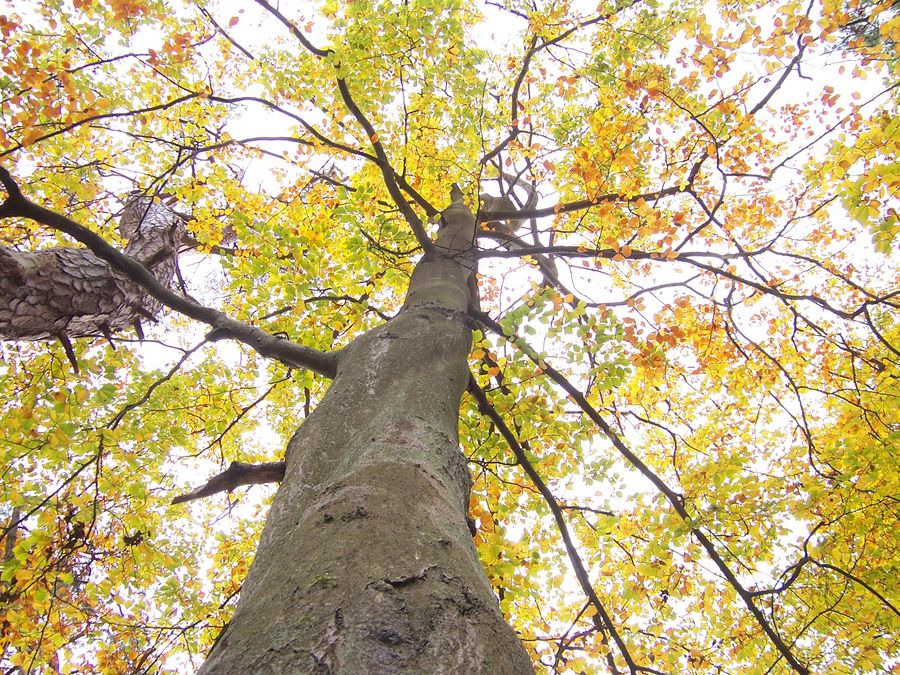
[200,194,534,672]
[0,194,185,343]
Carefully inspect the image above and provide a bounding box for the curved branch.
[480,0,644,165]
[108,339,208,430]
[811,559,900,619]
[206,94,377,162]
[334,78,435,251]
[484,163,700,221]
[748,0,812,116]
[0,93,200,159]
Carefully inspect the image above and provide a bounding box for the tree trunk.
[0,194,185,342]
[200,197,534,673]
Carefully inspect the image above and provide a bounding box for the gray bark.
[200,194,534,673]
[0,176,532,670]
[0,194,186,341]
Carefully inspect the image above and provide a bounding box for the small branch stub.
[171,461,286,504]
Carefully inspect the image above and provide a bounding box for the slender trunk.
[200,199,534,673]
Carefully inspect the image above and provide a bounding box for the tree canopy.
[1,0,898,672]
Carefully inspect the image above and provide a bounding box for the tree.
[0,0,897,672]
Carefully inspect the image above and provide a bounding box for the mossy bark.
[200,199,534,673]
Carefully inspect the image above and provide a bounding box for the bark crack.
[310,607,343,674]
[383,565,437,588]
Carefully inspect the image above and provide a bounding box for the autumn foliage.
[0,0,898,672]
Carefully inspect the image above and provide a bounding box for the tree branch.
[334,78,435,252]
[468,376,662,675]
[197,5,255,60]
[171,461,285,505]
[253,0,438,251]
[0,93,200,159]
[471,307,811,675]
[482,172,698,221]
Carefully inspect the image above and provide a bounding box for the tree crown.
[0,0,897,671]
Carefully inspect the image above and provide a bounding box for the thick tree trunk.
[200,198,534,673]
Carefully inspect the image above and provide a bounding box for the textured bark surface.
[0,195,186,340]
[201,196,534,673]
